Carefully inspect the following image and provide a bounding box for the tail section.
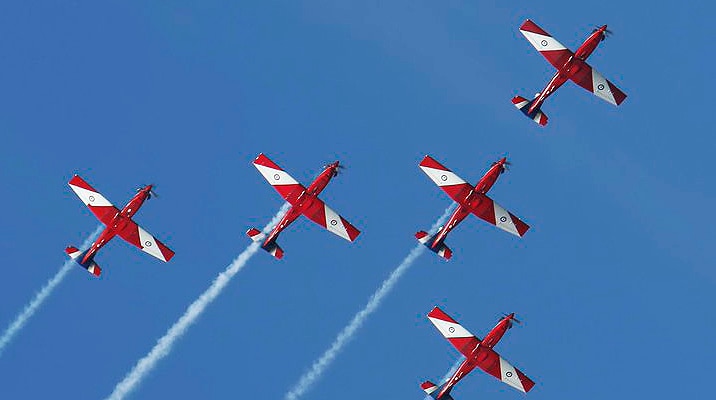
[65,246,101,277]
[246,228,284,259]
[415,231,452,260]
[512,95,548,126]
[421,381,454,400]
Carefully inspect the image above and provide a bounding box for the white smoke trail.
[0,225,103,357]
[285,204,457,400]
[106,204,290,400]
[422,356,465,400]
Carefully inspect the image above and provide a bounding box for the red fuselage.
[528,25,608,114]
[431,158,507,248]
[262,162,340,246]
[82,185,154,263]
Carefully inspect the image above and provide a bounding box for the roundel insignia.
[273,174,280,180]
[597,83,605,91]
[440,174,448,181]
[506,371,513,378]
[540,39,548,46]
[88,195,95,202]
[145,241,152,247]
[330,219,338,226]
[499,216,508,223]
[448,326,455,333]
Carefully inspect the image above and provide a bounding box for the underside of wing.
[419,156,473,205]
[253,153,305,203]
[302,198,360,242]
[472,195,529,237]
[427,307,480,357]
[519,19,573,70]
[68,175,119,225]
[117,220,175,262]
[570,63,627,105]
[475,347,535,393]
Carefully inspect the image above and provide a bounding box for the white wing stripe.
[254,164,299,186]
[493,202,519,236]
[69,185,113,207]
[499,356,526,392]
[137,226,167,261]
[519,30,567,52]
[428,317,474,339]
[324,204,350,241]
[419,166,467,187]
[591,68,617,105]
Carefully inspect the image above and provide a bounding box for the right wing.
[475,347,536,393]
[253,153,305,203]
[519,19,573,69]
[68,175,119,225]
[473,195,530,237]
[427,307,480,357]
[116,219,175,262]
[302,198,360,242]
[570,62,627,105]
[419,156,473,205]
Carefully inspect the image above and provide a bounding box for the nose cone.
[498,157,508,165]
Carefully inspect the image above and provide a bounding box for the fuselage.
[466,314,515,362]
[528,25,607,114]
[262,162,340,246]
[82,186,153,263]
[431,158,507,248]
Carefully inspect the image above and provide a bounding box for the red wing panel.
[117,220,175,262]
[519,19,573,70]
[302,198,360,242]
[427,307,480,357]
[570,62,627,105]
[252,154,305,203]
[475,347,535,393]
[472,195,529,237]
[68,175,119,225]
[418,156,473,205]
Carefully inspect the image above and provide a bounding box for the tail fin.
[512,95,548,126]
[246,228,284,259]
[65,246,101,277]
[421,381,454,400]
[415,231,452,260]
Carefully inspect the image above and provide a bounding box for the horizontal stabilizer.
[263,242,284,259]
[421,380,454,400]
[416,231,452,260]
[65,246,101,277]
[512,96,548,126]
[246,228,265,242]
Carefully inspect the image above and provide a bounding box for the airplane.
[421,307,535,399]
[512,19,627,125]
[415,155,529,260]
[65,175,175,277]
[247,153,360,259]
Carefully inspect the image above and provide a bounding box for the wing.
[116,220,175,262]
[419,156,473,205]
[473,195,529,237]
[252,153,305,202]
[427,307,480,357]
[438,357,480,399]
[570,63,627,105]
[475,347,536,393]
[68,175,119,225]
[519,19,573,69]
[302,198,360,242]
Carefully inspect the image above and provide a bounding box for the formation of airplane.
[65,175,175,276]
[512,19,627,125]
[422,307,535,399]
[416,155,529,260]
[246,153,361,259]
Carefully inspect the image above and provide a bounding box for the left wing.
[519,19,573,70]
[68,175,119,225]
[475,347,536,393]
[302,198,360,242]
[570,63,627,105]
[252,153,305,203]
[472,195,529,237]
[116,220,175,262]
[419,155,473,205]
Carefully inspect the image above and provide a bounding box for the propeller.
[137,185,159,200]
[592,26,613,41]
[500,313,522,328]
[324,163,346,177]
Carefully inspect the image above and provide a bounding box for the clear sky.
[0,1,714,399]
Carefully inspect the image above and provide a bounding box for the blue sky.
[0,1,714,399]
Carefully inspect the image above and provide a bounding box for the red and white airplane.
[421,307,536,399]
[416,155,529,260]
[65,175,175,277]
[512,19,627,126]
[247,154,360,259]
